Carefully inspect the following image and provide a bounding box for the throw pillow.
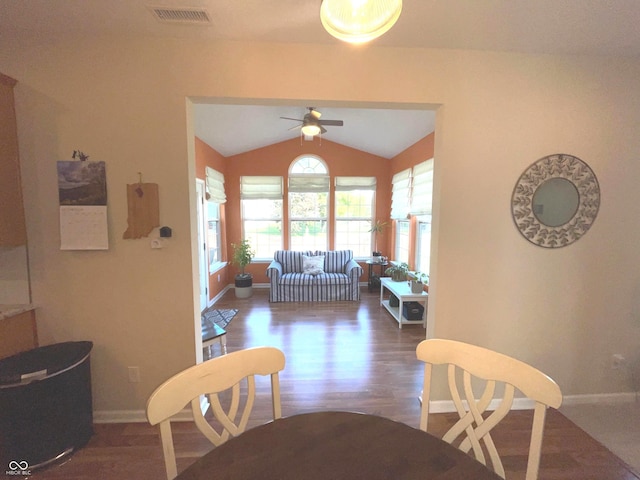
[302,255,325,275]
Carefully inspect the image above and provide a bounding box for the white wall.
[0,38,639,414]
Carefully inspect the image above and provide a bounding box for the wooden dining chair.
[146,346,286,480]
[416,338,562,480]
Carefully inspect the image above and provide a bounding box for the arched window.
[289,155,328,175]
[288,156,329,251]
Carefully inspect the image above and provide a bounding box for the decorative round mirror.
[511,153,600,248]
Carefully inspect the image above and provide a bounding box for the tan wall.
[1,38,639,414]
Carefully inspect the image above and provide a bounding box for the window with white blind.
[240,176,283,260]
[204,167,226,268]
[289,155,329,250]
[288,156,329,251]
[411,159,434,275]
[335,176,376,258]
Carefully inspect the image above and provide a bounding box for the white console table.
[379,277,428,329]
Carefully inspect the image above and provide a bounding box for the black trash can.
[0,341,93,471]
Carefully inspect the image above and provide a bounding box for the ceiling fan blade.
[280,116,303,122]
[318,119,343,126]
[288,124,302,131]
[320,126,327,134]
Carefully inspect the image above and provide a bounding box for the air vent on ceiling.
[148,6,211,24]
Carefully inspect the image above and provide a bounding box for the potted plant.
[231,239,255,298]
[409,271,429,293]
[368,220,389,259]
[385,262,409,282]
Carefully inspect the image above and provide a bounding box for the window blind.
[288,176,330,192]
[335,176,376,191]
[240,176,283,199]
[410,159,434,215]
[205,167,226,203]
[390,168,411,219]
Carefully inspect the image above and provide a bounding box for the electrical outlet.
[611,354,626,369]
[128,366,141,382]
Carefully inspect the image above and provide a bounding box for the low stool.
[201,317,227,358]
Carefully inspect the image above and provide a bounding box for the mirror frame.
[511,153,600,248]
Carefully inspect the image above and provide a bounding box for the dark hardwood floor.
[31,288,639,479]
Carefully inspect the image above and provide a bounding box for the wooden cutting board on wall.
[122,183,159,239]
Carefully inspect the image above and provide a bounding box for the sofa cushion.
[324,250,353,273]
[279,273,316,286]
[274,250,314,274]
[302,255,325,275]
[315,273,351,285]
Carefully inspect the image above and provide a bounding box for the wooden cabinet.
[0,72,27,247]
[0,309,38,359]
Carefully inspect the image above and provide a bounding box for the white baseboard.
[209,285,232,307]
[561,391,638,406]
[419,392,639,414]
[423,397,535,413]
[94,408,194,424]
[95,393,639,424]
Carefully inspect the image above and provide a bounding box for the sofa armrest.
[267,260,283,279]
[345,259,363,278]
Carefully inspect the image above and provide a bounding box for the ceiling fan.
[280,107,344,137]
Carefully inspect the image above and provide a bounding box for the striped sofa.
[267,250,363,302]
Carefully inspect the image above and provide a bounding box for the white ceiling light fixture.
[320,0,402,44]
[301,121,322,137]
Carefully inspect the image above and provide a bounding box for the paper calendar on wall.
[57,160,109,250]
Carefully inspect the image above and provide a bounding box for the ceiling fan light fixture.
[320,0,402,44]
[301,123,322,136]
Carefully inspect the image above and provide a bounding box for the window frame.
[240,176,284,261]
[395,220,410,264]
[415,215,432,275]
[206,201,224,271]
[334,176,376,259]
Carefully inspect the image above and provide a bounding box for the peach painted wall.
[223,137,392,283]
[194,138,230,301]
[389,133,435,269]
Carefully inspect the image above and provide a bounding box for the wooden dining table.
[175,411,502,479]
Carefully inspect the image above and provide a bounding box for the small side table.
[366,260,389,293]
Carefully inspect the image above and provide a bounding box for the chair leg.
[219,334,227,355]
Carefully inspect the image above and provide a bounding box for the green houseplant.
[231,239,255,298]
[368,220,388,257]
[385,262,409,282]
[409,271,429,293]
